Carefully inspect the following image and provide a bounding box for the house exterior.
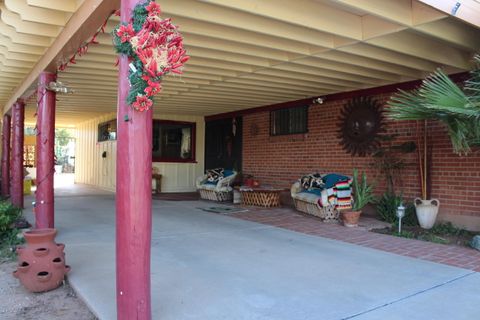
[1,0,480,319]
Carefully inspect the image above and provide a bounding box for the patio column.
[35,71,56,228]
[116,0,152,319]
[1,114,11,197]
[11,100,25,208]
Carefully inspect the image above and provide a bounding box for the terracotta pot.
[13,228,70,293]
[342,210,361,227]
[414,198,440,229]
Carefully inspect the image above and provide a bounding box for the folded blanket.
[336,189,351,198]
[316,179,352,210]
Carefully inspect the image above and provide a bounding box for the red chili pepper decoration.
[112,1,189,111]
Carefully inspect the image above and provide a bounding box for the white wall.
[75,113,205,192]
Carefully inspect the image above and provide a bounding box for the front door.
[205,117,242,172]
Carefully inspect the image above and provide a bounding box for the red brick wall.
[242,93,480,223]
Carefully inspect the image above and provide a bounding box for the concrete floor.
[25,183,480,320]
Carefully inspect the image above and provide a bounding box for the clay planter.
[342,210,361,227]
[13,228,70,293]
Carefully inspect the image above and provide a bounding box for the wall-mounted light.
[312,97,325,104]
[46,81,74,94]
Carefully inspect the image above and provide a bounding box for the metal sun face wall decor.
[338,96,385,157]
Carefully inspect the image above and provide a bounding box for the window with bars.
[270,105,308,136]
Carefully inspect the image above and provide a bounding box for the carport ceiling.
[1,0,480,126]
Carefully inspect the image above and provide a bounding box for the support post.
[116,0,152,319]
[11,100,25,208]
[1,114,11,197]
[35,72,57,229]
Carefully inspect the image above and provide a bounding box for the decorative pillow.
[300,173,325,190]
[206,168,224,183]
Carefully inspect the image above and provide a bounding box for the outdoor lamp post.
[396,203,406,233]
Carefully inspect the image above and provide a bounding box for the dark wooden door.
[205,117,242,171]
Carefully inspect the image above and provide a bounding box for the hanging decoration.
[338,96,385,156]
[58,12,112,72]
[112,1,189,111]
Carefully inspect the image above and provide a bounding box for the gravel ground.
[0,261,97,320]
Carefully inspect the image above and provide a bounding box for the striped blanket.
[317,178,353,211]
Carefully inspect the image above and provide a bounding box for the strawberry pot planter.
[13,228,70,292]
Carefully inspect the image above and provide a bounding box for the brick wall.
[242,93,480,229]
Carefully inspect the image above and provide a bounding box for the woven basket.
[293,198,339,222]
[199,189,233,202]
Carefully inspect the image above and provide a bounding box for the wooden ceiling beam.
[0,4,60,37]
[27,0,79,13]
[338,43,443,72]
[414,18,480,51]
[197,0,362,40]
[366,31,473,69]
[237,73,355,91]
[417,0,480,28]
[3,0,120,114]
[332,0,448,26]
[270,63,386,85]
[0,20,52,47]
[4,0,69,26]
[162,0,344,47]
[292,56,404,82]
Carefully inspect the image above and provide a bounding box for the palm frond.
[387,65,480,155]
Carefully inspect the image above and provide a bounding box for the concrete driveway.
[25,185,480,320]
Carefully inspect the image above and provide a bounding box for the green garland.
[112,1,189,111]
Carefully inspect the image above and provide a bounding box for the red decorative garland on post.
[113,1,189,111]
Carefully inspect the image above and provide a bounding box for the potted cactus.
[342,169,374,227]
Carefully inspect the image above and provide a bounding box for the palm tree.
[387,55,480,155]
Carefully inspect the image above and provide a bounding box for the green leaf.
[386,65,480,155]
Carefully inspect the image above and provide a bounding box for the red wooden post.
[11,100,25,208]
[1,114,11,197]
[35,72,57,228]
[116,0,152,319]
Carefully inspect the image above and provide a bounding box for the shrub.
[0,200,21,233]
[0,201,23,260]
[375,192,418,226]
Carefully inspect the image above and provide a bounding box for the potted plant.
[387,56,480,228]
[342,169,374,227]
[411,120,440,229]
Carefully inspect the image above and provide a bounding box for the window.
[152,120,196,162]
[270,105,308,136]
[98,119,117,142]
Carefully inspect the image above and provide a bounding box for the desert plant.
[351,169,375,211]
[387,55,480,155]
[375,192,418,226]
